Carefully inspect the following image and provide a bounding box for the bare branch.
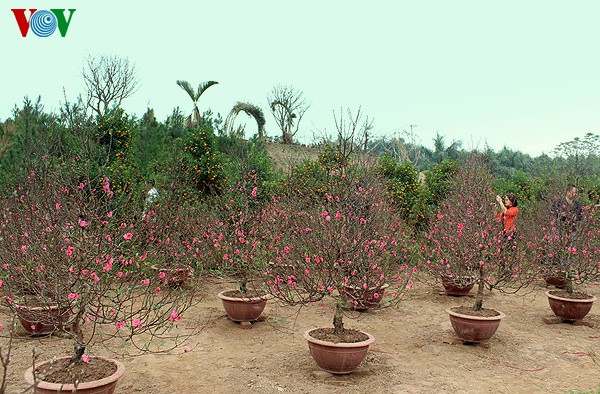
[82,55,140,116]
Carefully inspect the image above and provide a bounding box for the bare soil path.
[2,277,599,393]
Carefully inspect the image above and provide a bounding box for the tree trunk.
[566,272,574,293]
[333,304,344,335]
[474,277,484,311]
[239,276,248,295]
[68,324,85,365]
[282,131,293,144]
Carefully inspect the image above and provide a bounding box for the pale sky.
[2,1,599,157]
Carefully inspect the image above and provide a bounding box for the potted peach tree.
[266,171,415,373]
[426,155,533,343]
[213,170,273,325]
[524,181,599,321]
[0,169,195,393]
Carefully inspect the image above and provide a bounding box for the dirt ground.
[2,277,599,394]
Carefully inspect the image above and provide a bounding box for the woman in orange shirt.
[495,193,518,238]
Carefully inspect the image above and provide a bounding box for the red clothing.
[495,207,518,234]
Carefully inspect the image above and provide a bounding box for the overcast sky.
[2,1,599,157]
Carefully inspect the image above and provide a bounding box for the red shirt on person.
[495,207,518,235]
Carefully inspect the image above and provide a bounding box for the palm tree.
[176,80,218,127]
[432,132,461,164]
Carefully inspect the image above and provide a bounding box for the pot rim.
[150,264,194,272]
[441,275,477,284]
[303,328,375,348]
[14,303,65,311]
[342,283,389,291]
[218,289,273,302]
[446,307,506,321]
[24,356,125,390]
[545,290,598,303]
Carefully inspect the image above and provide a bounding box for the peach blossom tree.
[522,181,600,294]
[424,155,533,311]
[0,167,195,365]
[265,171,416,334]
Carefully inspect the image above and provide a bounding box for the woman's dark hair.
[506,193,518,207]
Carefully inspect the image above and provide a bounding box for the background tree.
[552,132,600,183]
[431,132,461,164]
[0,97,71,189]
[224,102,266,139]
[83,55,140,116]
[268,84,309,144]
[176,80,218,128]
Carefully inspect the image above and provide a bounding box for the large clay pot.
[544,273,568,289]
[546,290,597,321]
[446,307,505,342]
[24,356,125,394]
[441,275,475,296]
[218,290,272,323]
[304,328,374,374]
[341,284,388,310]
[16,304,70,335]
[151,265,193,287]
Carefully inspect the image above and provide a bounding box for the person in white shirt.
[144,179,159,218]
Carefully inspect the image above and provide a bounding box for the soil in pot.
[309,328,369,343]
[220,289,267,299]
[35,358,117,384]
[451,306,501,318]
[24,356,125,394]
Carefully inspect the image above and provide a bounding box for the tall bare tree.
[176,80,218,127]
[82,55,140,116]
[267,85,309,144]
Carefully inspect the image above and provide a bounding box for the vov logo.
[11,9,76,37]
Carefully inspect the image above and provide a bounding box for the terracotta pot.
[341,284,388,310]
[546,290,597,321]
[151,265,193,287]
[446,307,505,342]
[24,356,125,394]
[304,328,375,374]
[544,274,568,289]
[16,304,70,335]
[218,290,272,322]
[441,275,475,296]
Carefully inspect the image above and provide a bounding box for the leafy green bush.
[181,124,225,200]
[376,154,421,224]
